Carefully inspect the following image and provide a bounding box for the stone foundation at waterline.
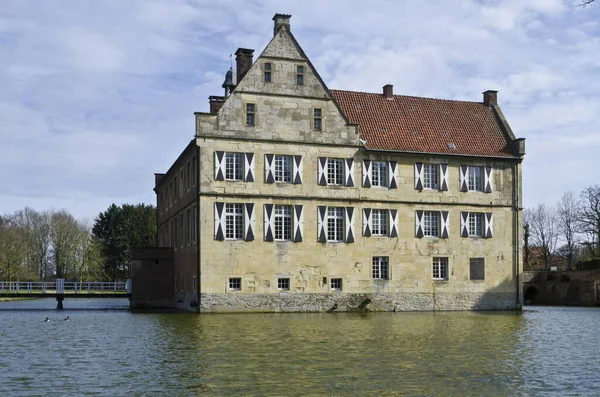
[199,292,520,313]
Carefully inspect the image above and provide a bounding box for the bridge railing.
[0,280,131,295]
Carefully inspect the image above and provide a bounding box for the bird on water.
[44,317,50,322]
[64,316,70,321]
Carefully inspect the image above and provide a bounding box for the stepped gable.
[331,89,517,158]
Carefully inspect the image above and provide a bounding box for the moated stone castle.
[151,14,525,313]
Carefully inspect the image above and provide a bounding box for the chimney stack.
[383,84,394,99]
[273,13,291,36]
[209,96,226,114]
[235,48,254,84]
[483,90,498,107]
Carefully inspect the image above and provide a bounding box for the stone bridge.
[523,270,600,306]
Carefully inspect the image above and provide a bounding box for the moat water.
[0,300,598,396]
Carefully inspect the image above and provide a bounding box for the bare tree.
[580,0,596,5]
[524,204,559,270]
[557,192,578,269]
[0,215,27,281]
[577,185,600,257]
[50,210,81,279]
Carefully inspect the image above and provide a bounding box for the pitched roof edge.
[362,146,521,160]
[491,104,523,157]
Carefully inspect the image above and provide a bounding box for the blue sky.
[1,0,599,221]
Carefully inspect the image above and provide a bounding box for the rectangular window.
[225,152,243,181]
[433,257,449,280]
[246,103,255,126]
[228,277,241,291]
[274,155,292,183]
[296,65,304,85]
[423,163,439,189]
[174,177,177,201]
[313,108,322,130]
[180,169,184,197]
[470,258,485,280]
[264,62,272,83]
[193,205,197,243]
[180,215,184,248]
[187,208,191,245]
[168,182,172,206]
[193,276,197,292]
[371,161,388,188]
[192,156,197,186]
[277,278,290,290]
[186,162,191,190]
[170,220,174,247]
[274,205,293,241]
[423,211,440,237]
[468,166,483,191]
[372,256,389,279]
[326,158,345,185]
[225,203,244,240]
[371,209,388,236]
[330,278,342,291]
[469,213,484,237]
[327,207,345,242]
[173,219,177,249]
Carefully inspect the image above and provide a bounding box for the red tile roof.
[330,90,518,158]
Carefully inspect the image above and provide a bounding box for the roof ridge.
[330,88,484,105]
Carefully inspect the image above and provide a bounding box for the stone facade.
[155,14,525,313]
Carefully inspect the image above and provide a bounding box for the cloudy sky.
[1,0,598,220]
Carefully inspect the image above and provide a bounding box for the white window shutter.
[388,161,398,189]
[441,211,449,238]
[317,206,327,242]
[484,167,493,193]
[214,202,225,240]
[345,207,355,243]
[214,151,225,181]
[293,155,303,184]
[362,160,372,188]
[264,204,274,241]
[345,158,355,187]
[461,212,469,237]
[440,164,449,191]
[485,212,494,238]
[244,153,255,182]
[293,205,304,242]
[389,209,398,237]
[415,210,424,238]
[264,154,274,183]
[244,203,254,241]
[317,157,327,186]
[362,208,372,237]
[415,163,424,190]
[460,166,469,192]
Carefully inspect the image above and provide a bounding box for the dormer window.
[264,63,272,83]
[296,65,304,85]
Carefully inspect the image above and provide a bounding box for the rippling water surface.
[0,299,599,396]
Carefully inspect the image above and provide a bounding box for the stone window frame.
[273,154,293,183]
[225,203,244,240]
[228,277,241,291]
[468,212,484,237]
[432,257,449,281]
[245,102,256,127]
[225,152,244,181]
[263,62,272,83]
[180,168,184,198]
[371,161,388,188]
[296,64,304,86]
[326,207,345,242]
[468,166,483,191]
[330,278,342,291]
[372,256,389,280]
[326,158,345,185]
[186,161,191,191]
[274,205,293,241]
[423,211,440,238]
[371,209,389,236]
[192,156,197,187]
[313,107,322,131]
[277,277,290,291]
[422,163,440,190]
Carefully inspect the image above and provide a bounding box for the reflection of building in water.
[151,14,526,313]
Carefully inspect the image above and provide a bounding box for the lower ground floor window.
[330,278,342,291]
[372,256,389,279]
[432,257,448,280]
[229,277,241,291]
[278,278,290,290]
[470,258,485,280]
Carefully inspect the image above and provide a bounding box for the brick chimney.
[209,96,226,114]
[483,90,498,107]
[383,84,394,99]
[235,48,254,84]
[273,13,291,36]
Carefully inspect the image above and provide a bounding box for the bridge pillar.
[56,295,64,310]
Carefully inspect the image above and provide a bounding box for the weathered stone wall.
[199,292,519,313]
[524,270,600,306]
